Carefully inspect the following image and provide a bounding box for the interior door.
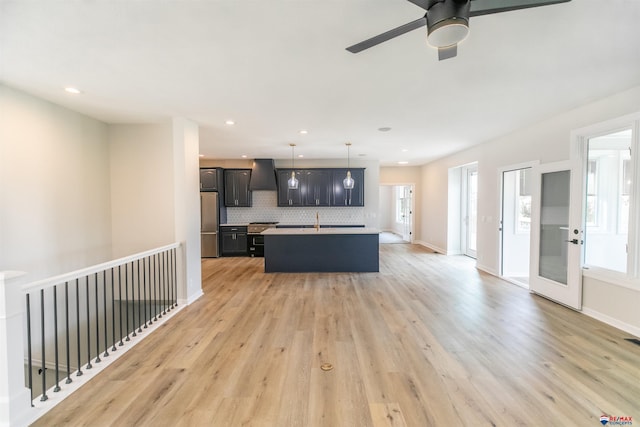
[530,161,583,310]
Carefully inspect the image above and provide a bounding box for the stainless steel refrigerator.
[201,192,220,257]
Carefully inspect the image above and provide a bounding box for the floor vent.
[625,338,640,347]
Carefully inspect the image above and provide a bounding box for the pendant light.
[343,142,355,189]
[288,143,299,189]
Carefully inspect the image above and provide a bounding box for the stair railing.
[0,242,182,427]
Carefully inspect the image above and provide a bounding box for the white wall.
[0,84,112,283]
[420,85,640,335]
[108,123,175,257]
[172,118,202,304]
[378,186,393,231]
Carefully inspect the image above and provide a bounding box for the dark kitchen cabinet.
[302,169,332,207]
[277,169,304,206]
[332,168,365,206]
[220,226,248,256]
[277,168,365,207]
[224,169,252,207]
[199,168,223,192]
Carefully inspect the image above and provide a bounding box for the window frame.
[572,112,640,283]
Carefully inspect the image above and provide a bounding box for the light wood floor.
[32,244,640,426]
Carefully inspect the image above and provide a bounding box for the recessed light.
[199,154,205,157]
[378,127,392,132]
[299,130,308,135]
[241,154,247,158]
[401,149,409,152]
[398,161,409,165]
[225,120,235,125]
[64,87,82,94]
[298,154,304,158]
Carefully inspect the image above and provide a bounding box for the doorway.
[500,166,533,288]
[378,184,414,244]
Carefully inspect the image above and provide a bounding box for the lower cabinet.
[220,226,248,256]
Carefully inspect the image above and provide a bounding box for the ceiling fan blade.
[406,0,434,11]
[469,0,571,17]
[438,44,458,60]
[346,17,427,53]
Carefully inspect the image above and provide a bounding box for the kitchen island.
[262,227,379,273]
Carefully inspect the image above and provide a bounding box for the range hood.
[249,159,278,191]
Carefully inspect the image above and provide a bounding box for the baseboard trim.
[476,263,498,276]
[185,289,204,305]
[415,241,448,254]
[582,307,640,339]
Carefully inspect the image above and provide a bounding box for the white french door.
[530,160,583,310]
[400,186,413,242]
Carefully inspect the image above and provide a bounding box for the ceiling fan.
[346,0,571,60]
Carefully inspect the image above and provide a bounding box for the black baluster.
[40,289,48,401]
[64,282,72,384]
[173,247,178,307]
[149,255,155,324]
[143,257,148,328]
[94,272,101,363]
[132,260,137,337]
[137,259,142,333]
[154,253,158,322]
[53,285,60,392]
[111,268,116,352]
[103,270,109,357]
[125,262,130,341]
[159,252,164,318]
[85,276,92,370]
[118,265,124,346]
[165,250,171,312]
[167,249,172,312]
[163,250,168,315]
[26,294,33,405]
[75,278,83,376]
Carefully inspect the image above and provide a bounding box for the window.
[585,160,598,227]
[583,128,633,273]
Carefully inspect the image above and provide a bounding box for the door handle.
[565,239,581,244]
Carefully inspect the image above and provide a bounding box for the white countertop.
[262,227,380,235]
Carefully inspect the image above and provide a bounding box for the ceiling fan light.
[427,19,469,48]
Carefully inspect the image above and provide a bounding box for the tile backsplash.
[226,191,365,225]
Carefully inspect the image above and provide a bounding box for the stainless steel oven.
[247,222,278,257]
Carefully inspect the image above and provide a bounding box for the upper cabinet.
[332,168,364,206]
[276,168,364,207]
[200,168,223,192]
[277,169,304,206]
[303,169,332,207]
[224,169,252,207]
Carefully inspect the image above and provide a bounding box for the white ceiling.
[1,0,639,166]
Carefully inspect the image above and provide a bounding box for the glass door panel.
[539,170,570,285]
